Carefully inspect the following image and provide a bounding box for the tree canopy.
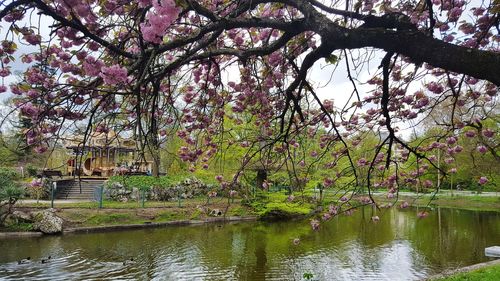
[0,0,498,198]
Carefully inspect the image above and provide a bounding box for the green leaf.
[175,0,189,9]
[325,54,338,64]
[303,272,314,280]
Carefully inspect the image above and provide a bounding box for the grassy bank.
[3,192,319,231]
[373,194,500,212]
[4,200,255,231]
[434,262,500,281]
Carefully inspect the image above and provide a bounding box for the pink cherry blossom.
[34,145,48,153]
[323,178,333,188]
[478,177,488,185]
[423,180,433,188]
[322,213,332,221]
[446,137,457,145]
[83,56,104,77]
[30,178,43,187]
[0,68,11,77]
[310,219,320,231]
[328,205,338,215]
[140,0,180,43]
[417,211,428,219]
[357,158,367,167]
[100,65,128,85]
[482,129,494,138]
[477,146,487,153]
[262,181,269,189]
[465,130,476,138]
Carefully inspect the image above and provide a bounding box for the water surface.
[1,207,499,280]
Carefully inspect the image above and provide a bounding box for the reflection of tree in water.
[356,206,396,247]
[254,230,268,279]
[407,208,500,270]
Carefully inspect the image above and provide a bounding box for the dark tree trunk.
[256,169,268,190]
[152,152,160,177]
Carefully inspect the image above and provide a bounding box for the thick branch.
[324,27,500,85]
[0,0,32,20]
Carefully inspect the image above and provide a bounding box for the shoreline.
[424,259,500,280]
[64,215,258,234]
[0,215,258,238]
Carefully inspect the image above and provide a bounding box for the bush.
[107,175,183,190]
[246,191,314,220]
[26,178,49,201]
[25,164,38,178]
[0,167,21,180]
[0,167,24,225]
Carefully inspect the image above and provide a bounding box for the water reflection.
[0,207,499,280]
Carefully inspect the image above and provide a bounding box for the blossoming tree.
[0,0,498,221]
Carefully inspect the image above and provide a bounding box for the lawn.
[435,263,500,281]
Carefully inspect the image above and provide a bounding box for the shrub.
[0,167,21,180]
[0,167,24,225]
[26,178,49,202]
[246,191,314,220]
[25,164,38,177]
[107,175,181,190]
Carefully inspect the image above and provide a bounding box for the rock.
[130,188,140,200]
[10,211,33,223]
[209,208,223,217]
[150,186,176,201]
[32,210,63,234]
[149,177,211,202]
[485,246,500,257]
[196,205,209,214]
[107,177,212,202]
[104,182,132,202]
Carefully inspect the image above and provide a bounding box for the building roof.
[65,131,136,151]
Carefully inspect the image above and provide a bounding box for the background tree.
[0,167,23,225]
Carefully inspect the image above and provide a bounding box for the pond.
[0,207,499,280]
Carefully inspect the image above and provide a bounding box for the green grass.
[227,206,252,217]
[36,201,256,229]
[260,202,312,215]
[17,198,213,209]
[437,264,500,281]
[2,222,34,232]
[154,210,187,222]
[85,213,137,226]
[247,191,315,219]
[372,193,500,212]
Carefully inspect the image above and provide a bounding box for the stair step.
[58,191,96,194]
[54,179,107,200]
